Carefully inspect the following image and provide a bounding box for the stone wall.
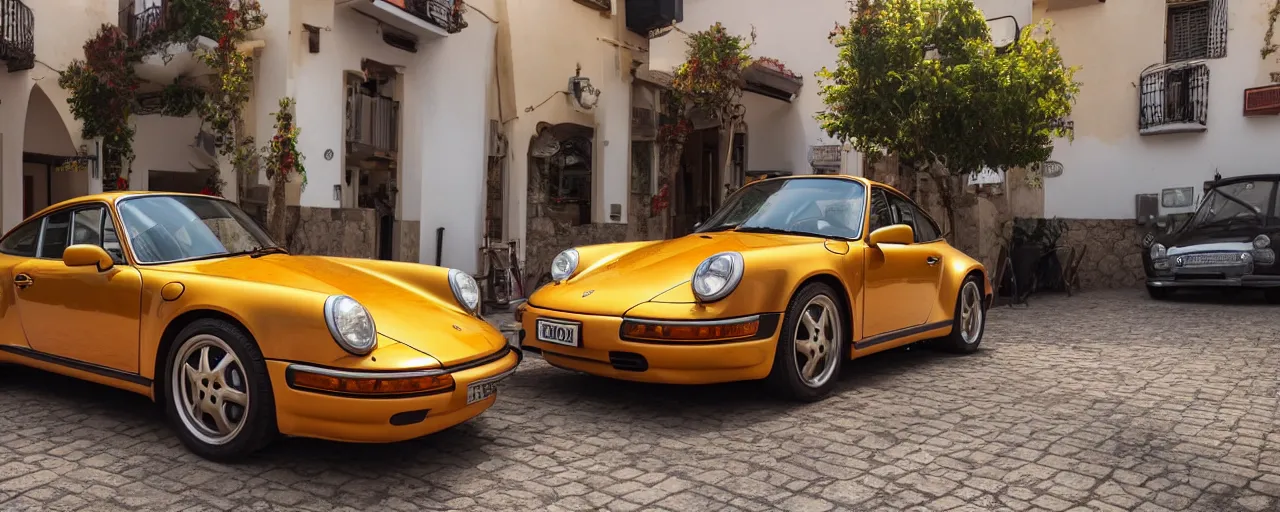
[397,220,421,263]
[283,206,378,259]
[1058,219,1145,289]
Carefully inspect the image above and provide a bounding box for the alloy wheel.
[171,334,251,446]
[793,294,841,388]
[959,281,984,344]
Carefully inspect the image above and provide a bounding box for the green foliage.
[816,0,1080,175]
[1264,1,1280,59]
[264,97,306,187]
[57,25,141,172]
[659,23,754,148]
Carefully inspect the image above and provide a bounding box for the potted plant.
[1009,217,1068,294]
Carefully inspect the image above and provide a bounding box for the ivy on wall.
[1264,1,1280,59]
[57,0,266,195]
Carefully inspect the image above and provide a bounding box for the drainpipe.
[435,227,445,266]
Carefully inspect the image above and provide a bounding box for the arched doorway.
[22,85,85,217]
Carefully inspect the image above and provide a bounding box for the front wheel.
[163,319,277,462]
[766,282,846,402]
[938,276,987,354]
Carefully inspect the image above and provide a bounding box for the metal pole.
[435,227,444,266]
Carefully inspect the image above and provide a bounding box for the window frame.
[0,217,43,258]
[114,193,277,266]
[882,189,946,244]
[867,187,895,234]
[0,200,132,264]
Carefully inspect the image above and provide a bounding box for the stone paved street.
[3,290,1280,511]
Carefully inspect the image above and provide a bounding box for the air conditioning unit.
[1244,84,1280,116]
[627,0,683,37]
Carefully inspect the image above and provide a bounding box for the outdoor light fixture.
[568,64,601,111]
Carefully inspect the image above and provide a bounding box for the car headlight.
[550,249,579,281]
[1150,243,1167,260]
[449,269,481,313]
[1254,235,1271,249]
[691,252,745,302]
[324,295,377,355]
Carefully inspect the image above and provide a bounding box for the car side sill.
[854,321,952,350]
[0,345,152,386]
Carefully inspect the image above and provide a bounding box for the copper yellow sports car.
[518,176,991,401]
[0,192,519,460]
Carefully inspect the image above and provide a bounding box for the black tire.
[766,282,847,402]
[1147,285,1174,300]
[162,318,277,462]
[938,275,987,354]
[1265,289,1280,304]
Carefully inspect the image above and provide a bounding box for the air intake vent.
[1244,84,1280,116]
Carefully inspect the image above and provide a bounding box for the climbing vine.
[58,0,265,194]
[263,97,306,242]
[1264,1,1280,59]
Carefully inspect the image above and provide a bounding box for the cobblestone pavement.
[3,289,1280,511]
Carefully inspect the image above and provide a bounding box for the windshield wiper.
[248,246,289,258]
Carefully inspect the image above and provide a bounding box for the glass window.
[118,195,279,264]
[72,208,103,246]
[39,211,71,260]
[868,189,893,232]
[696,178,867,240]
[0,221,42,257]
[1190,180,1279,229]
[103,212,125,264]
[912,205,941,242]
[887,195,915,229]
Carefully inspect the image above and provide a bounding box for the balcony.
[1139,61,1209,136]
[345,0,465,40]
[119,0,232,85]
[0,0,34,72]
[346,91,399,157]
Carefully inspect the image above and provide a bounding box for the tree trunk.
[719,118,737,200]
[265,172,288,244]
[658,138,686,240]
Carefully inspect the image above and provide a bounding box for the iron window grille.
[1166,0,1227,62]
[1139,61,1210,134]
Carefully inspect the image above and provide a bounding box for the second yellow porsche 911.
[518,175,992,401]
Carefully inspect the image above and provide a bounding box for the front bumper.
[1147,275,1280,288]
[519,304,782,385]
[268,347,521,443]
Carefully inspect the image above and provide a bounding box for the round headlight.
[1150,243,1167,260]
[691,252,745,302]
[550,249,579,281]
[448,269,481,313]
[1254,235,1271,249]
[324,295,377,355]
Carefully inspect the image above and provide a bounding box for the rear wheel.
[766,282,846,402]
[938,276,987,354]
[163,319,276,462]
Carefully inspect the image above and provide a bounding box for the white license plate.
[466,381,499,405]
[536,319,581,347]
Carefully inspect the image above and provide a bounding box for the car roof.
[1211,174,1280,188]
[27,191,223,220]
[751,174,907,196]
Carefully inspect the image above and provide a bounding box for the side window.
[868,189,894,232]
[103,212,125,263]
[888,195,915,230]
[71,207,125,264]
[0,221,42,257]
[911,205,941,242]
[39,211,71,260]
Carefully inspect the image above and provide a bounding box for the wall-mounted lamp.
[568,64,601,111]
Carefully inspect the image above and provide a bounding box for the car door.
[861,188,941,339]
[12,204,143,373]
[0,219,44,350]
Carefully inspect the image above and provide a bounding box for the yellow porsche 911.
[0,192,519,460]
[518,176,991,401]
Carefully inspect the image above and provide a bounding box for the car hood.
[1163,224,1266,249]
[164,255,504,366]
[530,232,821,316]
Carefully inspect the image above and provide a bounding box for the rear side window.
[0,221,41,257]
[39,211,72,260]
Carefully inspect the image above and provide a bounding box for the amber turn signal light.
[622,318,760,341]
[291,370,455,396]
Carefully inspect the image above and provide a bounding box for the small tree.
[656,23,754,230]
[262,97,305,243]
[817,0,1079,242]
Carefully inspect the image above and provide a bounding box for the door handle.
[926,256,940,266]
[13,273,33,289]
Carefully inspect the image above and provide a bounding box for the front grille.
[1179,252,1244,268]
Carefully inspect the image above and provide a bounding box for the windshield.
[118,195,279,264]
[696,178,867,240]
[1187,180,1279,229]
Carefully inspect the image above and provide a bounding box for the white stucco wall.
[1040,0,1280,220]
[130,115,205,191]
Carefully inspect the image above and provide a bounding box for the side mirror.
[868,224,915,248]
[63,244,114,272]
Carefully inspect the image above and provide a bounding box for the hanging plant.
[58,25,142,172]
[264,97,306,186]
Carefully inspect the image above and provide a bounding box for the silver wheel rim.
[171,334,250,446]
[793,294,841,388]
[960,281,984,344]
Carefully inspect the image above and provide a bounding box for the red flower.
[116,177,128,190]
[200,187,213,196]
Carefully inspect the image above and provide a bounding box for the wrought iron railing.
[120,0,167,42]
[346,92,399,153]
[1139,61,1209,134]
[0,0,34,72]
[404,0,467,34]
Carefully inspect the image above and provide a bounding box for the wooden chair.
[1064,244,1086,294]
[991,243,1026,307]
